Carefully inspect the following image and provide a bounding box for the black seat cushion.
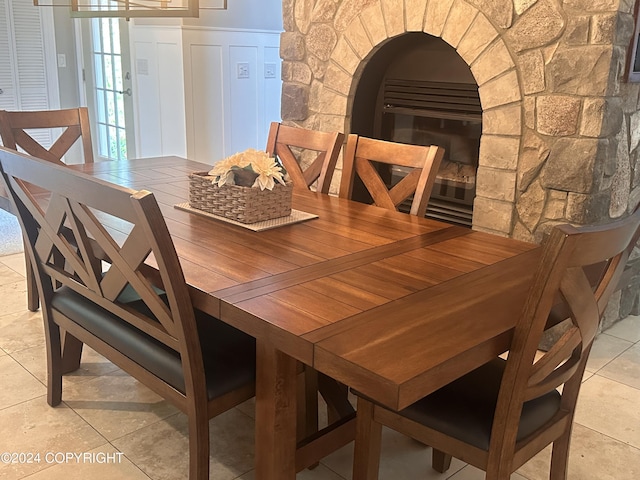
[51,286,256,401]
[397,358,561,450]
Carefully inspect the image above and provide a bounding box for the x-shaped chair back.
[339,134,444,217]
[0,108,94,165]
[266,122,344,194]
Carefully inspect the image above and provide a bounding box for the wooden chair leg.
[353,397,382,480]
[549,428,572,480]
[45,322,63,407]
[60,330,84,374]
[432,449,452,473]
[25,254,39,312]
[188,409,210,480]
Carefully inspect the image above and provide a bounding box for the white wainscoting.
[182,27,282,164]
[130,25,187,159]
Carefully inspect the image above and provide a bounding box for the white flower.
[207,149,286,190]
[250,154,286,191]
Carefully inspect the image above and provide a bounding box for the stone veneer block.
[381,0,405,37]
[476,166,517,202]
[482,104,522,135]
[283,61,313,85]
[307,24,339,61]
[405,0,428,31]
[518,147,550,193]
[324,63,352,95]
[544,190,568,220]
[514,0,537,15]
[610,132,631,218]
[309,84,348,116]
[308,55,327,81]
[335,0,375,32]
[518,50,545,95]
[479,135,520,169]
[472,196,514,234]
[517,180,546,230]
[361,3,388,45]
[565,15,591,45]
[424,0,454,37]
[580,97,623,138]
[591,13,618,44]
[524,96,536,129]
[282,0,294,31]
[512,220,536,243]
[548,46,612,96]
[332,37,361,74]
[542,138,600,193]
[441,0,477,48]
[456,13,498,65]
[317,113,348,136]
[471,39,515,85]
[294,0,313,34]
[629,110,640,152]
[478,70,521,109]
[282,83,310,120]
[280,32,305,61]
[466,0,513,29]
[536,95,581,136]
[566,191,611,224]
[344,18,373,60]
[310,0,339,23]
[506,0,564,52]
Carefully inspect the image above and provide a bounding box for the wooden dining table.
[70,156,542,479]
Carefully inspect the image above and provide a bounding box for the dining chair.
[0,147,257,480]
[0,107,94,312]
[351,208,640,480]
[266,121,344,194]
[339,134,445,217]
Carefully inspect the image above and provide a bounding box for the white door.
[82,17,135,161]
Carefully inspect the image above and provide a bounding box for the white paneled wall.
[131,25,187,159]
[183,27,282,163]
[130,24,282,163]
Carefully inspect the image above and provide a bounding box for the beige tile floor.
[0,251,639,479]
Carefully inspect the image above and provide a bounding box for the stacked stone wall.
[280,0,640,327]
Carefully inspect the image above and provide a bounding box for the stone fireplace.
[279,0,640,328]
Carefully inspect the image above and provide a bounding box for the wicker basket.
[188,172,292,224]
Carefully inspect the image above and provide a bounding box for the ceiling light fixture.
[33,0,227,19]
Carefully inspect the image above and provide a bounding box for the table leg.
[255,341,298,479]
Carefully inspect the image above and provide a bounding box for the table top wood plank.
[270,284,362,322]
[215,226,471,304]
[301,277,389,311]
[423,231,534,265]
[312,247,541,410]
[292,193,443,241]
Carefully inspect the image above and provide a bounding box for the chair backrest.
[0,107,94,165]
[266,122,344,194]
[0,146,203,397]
[339,134,445,217]
[489,208,640,472]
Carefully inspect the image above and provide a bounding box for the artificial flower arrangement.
[188,149,292,224]
[207,148,287,191]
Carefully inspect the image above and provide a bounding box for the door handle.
[0,88,3,94]
[117,88,132,96]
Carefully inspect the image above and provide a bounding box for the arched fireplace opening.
[350,32,481,227]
